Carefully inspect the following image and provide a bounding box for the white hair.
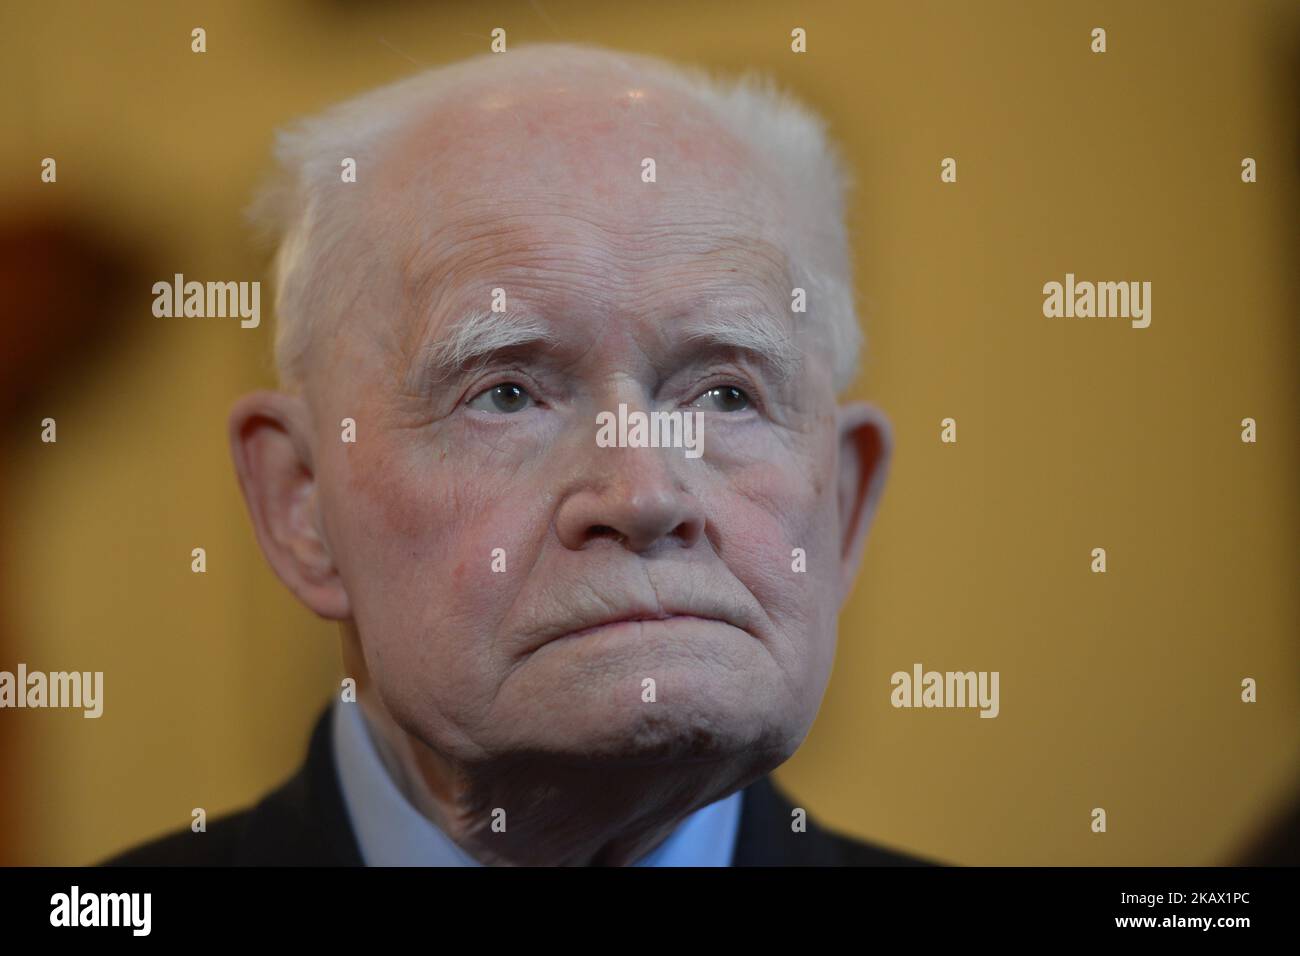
[248,42,863,392]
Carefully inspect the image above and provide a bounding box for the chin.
[517,617,774,695]
[484,622,812,769]
[496,674,803,773]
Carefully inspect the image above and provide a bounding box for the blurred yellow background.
[1,0,1296,865]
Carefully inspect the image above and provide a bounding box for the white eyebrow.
[413,308,558,386]
[680,307,804,383]
[411,302,803,392]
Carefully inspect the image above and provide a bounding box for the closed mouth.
[544,613,739,646]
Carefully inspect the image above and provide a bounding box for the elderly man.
[106,42,916,866]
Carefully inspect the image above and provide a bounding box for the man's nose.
[554,446,706,553]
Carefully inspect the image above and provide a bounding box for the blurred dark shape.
[0,211,142,864]
[1234,778,1300,865]
[0,212,140,416]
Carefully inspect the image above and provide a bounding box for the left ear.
[835,401,893,603]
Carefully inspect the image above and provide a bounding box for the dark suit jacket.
[102,705,933,866]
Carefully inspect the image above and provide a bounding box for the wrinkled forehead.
[328,73,808,374]
[371,71,785,212]
[363,73,794,259]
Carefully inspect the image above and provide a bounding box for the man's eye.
[691,385,751,412]
[467,382,535,413]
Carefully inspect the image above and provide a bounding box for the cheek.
[701,461,840,737]
[707,433,842,650]
[321,434,553,735]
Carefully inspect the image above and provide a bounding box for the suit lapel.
[732,774,847,865]
[232,704,364,866]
